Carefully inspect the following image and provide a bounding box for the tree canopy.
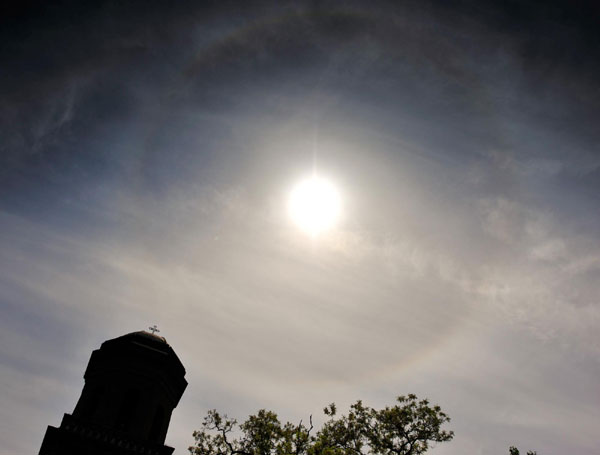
[189,394,454,455]
[509,447,537,455]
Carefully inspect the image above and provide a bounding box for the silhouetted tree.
[189,395,453,455]
[509,446,537,455]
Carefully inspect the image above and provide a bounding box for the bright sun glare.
[288,175,341,236]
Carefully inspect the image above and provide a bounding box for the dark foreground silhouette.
[39,330,187,455]
[189,395,453,455]
[189,399,539,455]
[37,330,535,455]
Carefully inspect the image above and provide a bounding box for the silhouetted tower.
[39,330,187,455]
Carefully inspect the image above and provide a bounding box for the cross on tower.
[149,324,160,335]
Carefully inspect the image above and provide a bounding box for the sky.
[1,1,599,454]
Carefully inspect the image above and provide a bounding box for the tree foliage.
[189,395,453,455]
[509,446,537,455]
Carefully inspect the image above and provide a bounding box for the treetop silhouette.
[189,394,453,455]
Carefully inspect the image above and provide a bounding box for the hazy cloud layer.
[1,2,599,454]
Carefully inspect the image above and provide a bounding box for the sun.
[288,175,341,236]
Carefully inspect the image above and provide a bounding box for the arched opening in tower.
[82,385,104,419]
[116,388,140,432]
[149,405,165,441]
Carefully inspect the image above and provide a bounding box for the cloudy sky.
[1,1,599,454]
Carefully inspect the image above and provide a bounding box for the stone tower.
[39,330,187,455]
